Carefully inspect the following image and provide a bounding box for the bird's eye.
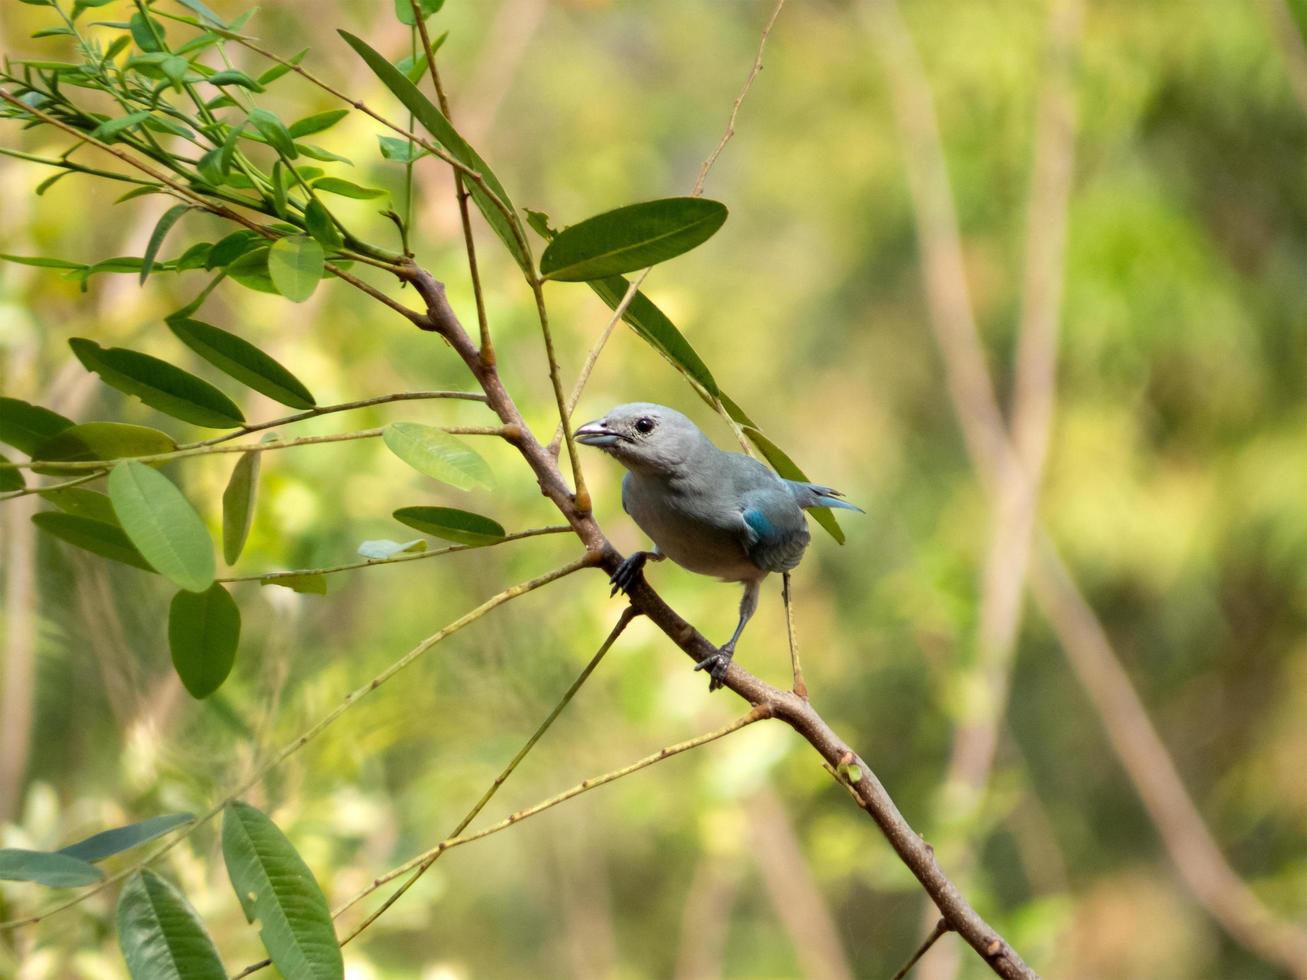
[634,417,656,435]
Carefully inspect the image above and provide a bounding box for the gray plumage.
[575,402,860,690]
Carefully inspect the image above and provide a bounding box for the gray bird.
[575,403,861,690]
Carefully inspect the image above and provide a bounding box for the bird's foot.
[693,645,735,692]
[609,551,649,597]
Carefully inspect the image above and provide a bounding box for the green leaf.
[32,422,176,474]
[40,487,118,524]
[310,176,386,200]
[303,199,342,250]
[221,451,260,564]
[383,423,493,491]
[89,110,151,141]
[338,31,529,271]
[221,801,344,980]
[108,461,215,592]
[394,0,444,25]
[588,275,720,398]
[117,871,226,980]
[226,247,278,294]
[248,108,297,158]
[129,11,164,51]
[392,506,506,546]
[69,339,245,429]
[167,319,316,412]
[61,814,193,863]
[0,253,86,271]
[356,538,426,559]
[0,849,103,888]
[169,584,240,698]
[35,171,70,195]
[0,452,25,492]
[377,135,426,163]
[540,198,728,282]
[176,0,228,27]
[267,237,324,303]
[31,512,153,571]
[141,204,192,284]
[206,229,259,269]
[256,48,307,86]
[0,397,74,454]
[287,109,348,138]
[294,143,352,165]
[218,120,245,177]
[259,572,327,594]
[206,69,262,91]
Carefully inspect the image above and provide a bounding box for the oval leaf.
[287,109,348,138]
[0,397,74,454]
[108,461,215,592]
[221,451,260,565]
[540,198,728,282]
[168,318,315,409]
[169,584,240,698]
[32,422,177,475]
[392,506,505,546]
[356,538,426,560]
[0,849,104,887]
[222,801,344,980]
[267,236,324,303]
[248,107,297,158]
[32,512,154,571]
[61,814,193,863]
[117,870,226,980]
[70,339,245,429]
[40,487,119,524]
[226,247,278,294]
[303,199,343,250]
[382,422,493,491]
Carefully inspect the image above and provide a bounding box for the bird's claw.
[693,646,735,692]
[609,552,648,597]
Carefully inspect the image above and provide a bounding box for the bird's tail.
[786,480,865,513]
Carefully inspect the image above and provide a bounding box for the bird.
[574,402,861,691]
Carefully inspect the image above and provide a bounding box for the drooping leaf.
[108,461,215,592]
[0,452,25,491]
[32,422,176,474]
[394,0,444,25]
[61,814,193,863]
[141,204,192,283]
[39,487,117,523]
[267,236,324,302]
[310,176,386,200]
[540,198,728,282]
[0,849,103,888]
[69,339,245,429]
[383,422,493,491]
[338,31,529,271]
[221,451,260,565]
[259,572,327,594]
[221,802,344,980]
[217,120,245,177]
[356,538,426,560]
[167,318,315,409]
[392,506,506,546]
[303,199,343,250]
[0,397,74,454]
[117,871,226,980]
[248,107,297,158]
[32,512,154,571]
[169,584,240,698]
[287,109,348,138]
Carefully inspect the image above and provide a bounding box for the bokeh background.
[3,0,1307,977]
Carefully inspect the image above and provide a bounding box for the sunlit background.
[3,0,1307,977]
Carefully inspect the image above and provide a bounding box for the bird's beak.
[574,419,621,448]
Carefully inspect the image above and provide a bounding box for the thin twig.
[782,572,805,699]
[0,556,590,931]
[893,919,952,980]
[0,471,100,502]
[220,526,572,583]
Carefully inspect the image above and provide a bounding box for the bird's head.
[574,403,706,474]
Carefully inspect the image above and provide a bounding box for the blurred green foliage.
[2,0,1307,977]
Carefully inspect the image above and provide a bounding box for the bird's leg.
[609,547,665,597]
[695,579,761,692]
[782,572,807,699]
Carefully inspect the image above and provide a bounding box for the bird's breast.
[622,475,763,582]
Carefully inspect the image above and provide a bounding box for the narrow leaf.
[141,204,192,284]
[221,451,260,564]
[267,236,324,303]
[32,512,154,571]
[356,538,426,559]
[394,0,444,24]
[392,506,505,546]
[221,802,344,980]
[303,199,342,250]
[117,871,226,980]
[310,176,386,200]
[168,318,316,409]
[259,572,327,594]
[0,253,86,271]
[169,584,240,698]
[89,110,151,141]
[70,339,245,429]
[206,69,262,91]
[248,108,297,158]
[287,109,348,138]
[0,397,73,454]
[0,849,103,887]
[61,814,193,863]
[108,461,215,592]
[383,422,493,491]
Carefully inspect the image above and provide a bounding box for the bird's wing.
[738,487,810,573]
